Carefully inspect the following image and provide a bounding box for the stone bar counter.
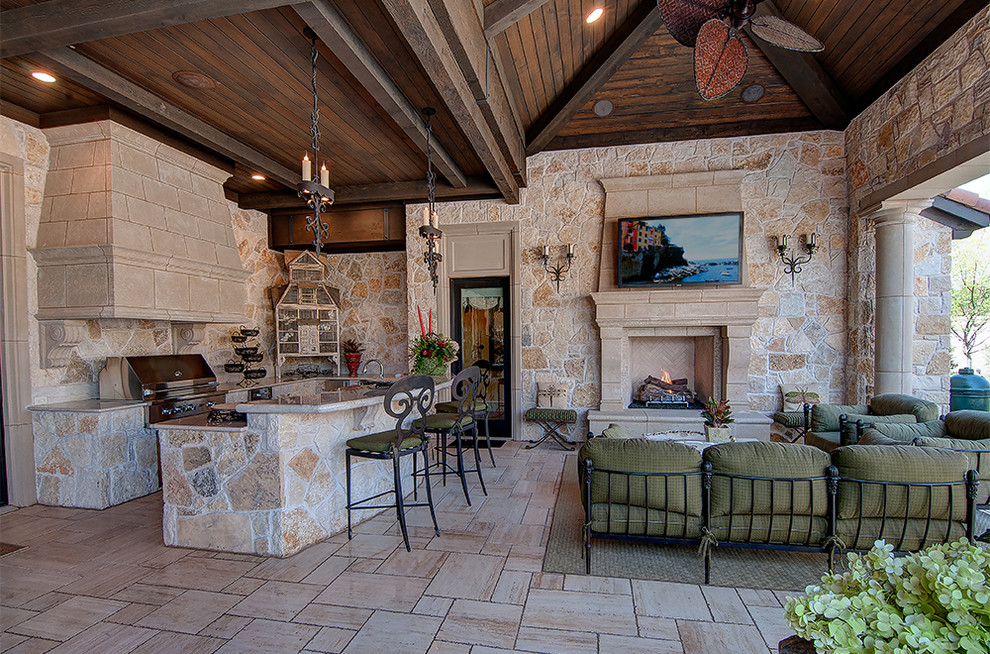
[155,377,451,557]
[28,399,158,509]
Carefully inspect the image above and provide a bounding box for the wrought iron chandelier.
[419,107,443,294]
[297,28,334,256]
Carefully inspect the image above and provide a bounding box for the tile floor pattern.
[1,442,799,653]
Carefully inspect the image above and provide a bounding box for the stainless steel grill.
[99,354,224,423]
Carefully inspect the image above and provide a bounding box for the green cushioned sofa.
[803,393,939,452]
[860,409,990,504]
[579,437,979,584]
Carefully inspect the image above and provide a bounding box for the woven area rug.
[544,456,837,591]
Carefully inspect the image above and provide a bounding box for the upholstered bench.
[524,407,577,450]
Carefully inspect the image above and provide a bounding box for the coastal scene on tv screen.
[618,212,742,286]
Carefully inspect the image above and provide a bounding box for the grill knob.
[161,407,173,416]
[206,401,216,408]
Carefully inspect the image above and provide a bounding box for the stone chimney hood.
[31,121,250,323]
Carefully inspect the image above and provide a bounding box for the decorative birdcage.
[273,251,341,380]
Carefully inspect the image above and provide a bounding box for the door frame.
[436,221,522,440]
[449,276,511,438]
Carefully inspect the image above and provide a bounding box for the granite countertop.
[236,376,453,414]
[27,399,150,413]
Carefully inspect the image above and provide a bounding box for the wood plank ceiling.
[0,0,984,215]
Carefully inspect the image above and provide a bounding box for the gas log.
[634,374,692,403]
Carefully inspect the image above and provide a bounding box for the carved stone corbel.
[41,320,88,368]
[172,322,206,354]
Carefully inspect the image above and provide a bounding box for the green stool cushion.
[415,413,474,430]
[435,399,488,413]
[346,430,424,453]
[525,408,577,422]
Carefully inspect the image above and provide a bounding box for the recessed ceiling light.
[586,8,604,23]
[593,99,614,116]
[251,174,266,181]
[31,71,56,83]
[741,84,765,103]
[171,70,216,89]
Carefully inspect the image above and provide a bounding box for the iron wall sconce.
[541,244,575,292]
[774,233,818,284]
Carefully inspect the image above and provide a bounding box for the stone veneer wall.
[844,6,988,405]
[408,132,850,437]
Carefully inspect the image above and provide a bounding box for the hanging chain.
[425,111,436,216]
[309,35,321,167]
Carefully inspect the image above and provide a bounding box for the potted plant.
[342,338,364,377]
[782,538,990,653]
[701,397,734,442]
[410,332,459,376]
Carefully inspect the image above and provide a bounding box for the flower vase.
[704,426,731,443]
[345,352,362,377]
[415,358,447,376]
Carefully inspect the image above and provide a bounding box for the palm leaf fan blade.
[657,0,728,47]
[749,15,823,52]
[694,19,748,100]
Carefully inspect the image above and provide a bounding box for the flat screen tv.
[617,212,743,288]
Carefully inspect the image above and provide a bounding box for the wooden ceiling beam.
[483,0,553,38]
[0,0,307,58]
[382,0,520,203]
[744,1,851,130]
[427,0,526,187]
[30,48,300,187]
[295,0,467,189]
[525,0,661,157]
[238,176,500,209]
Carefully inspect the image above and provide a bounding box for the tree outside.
[951,228,990,373]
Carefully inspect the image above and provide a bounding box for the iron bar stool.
[415,366,488,506]
[345,374,439,552]
[435,359,496,467]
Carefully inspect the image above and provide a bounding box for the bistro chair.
[435,359,496,467]
[345,374,439,552]
[416,366,488,506]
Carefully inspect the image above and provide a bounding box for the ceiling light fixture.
[741,84,765,103]
[296,28,334,256]
[31,71,56,83]
[593,99,614,116]
[586,7,604,23]
[251,174,266,181]
[171,70,215,89]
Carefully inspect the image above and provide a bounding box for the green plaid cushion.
[414,414,474,430]
[346,430,424,453]
[772,411,806,428]
[525,408,576,422]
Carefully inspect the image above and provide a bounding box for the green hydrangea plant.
[785,539,990,653]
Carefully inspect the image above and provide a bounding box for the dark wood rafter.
[30,47,301,186]
[744,1,850,129]
[0,0,308,58]
[855,0,989,113]
[427,0,527,187]
[295,0,468,188]
[525,0,662,156]
[484,0,554,37]
[382,0,520,203]
[546,116,823,151]
[238,176,500,209]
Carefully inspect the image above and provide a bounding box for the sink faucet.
[360,359,385,378]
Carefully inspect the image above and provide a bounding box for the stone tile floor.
[1,442,798,653]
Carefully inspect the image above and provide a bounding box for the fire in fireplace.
[632,369,701,409]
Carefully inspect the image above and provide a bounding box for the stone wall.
[843,6,987,405]
[408,132,850,437]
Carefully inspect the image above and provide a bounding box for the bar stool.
[345,374,439,551]
[417,366,487,506]
[436,359,496,467]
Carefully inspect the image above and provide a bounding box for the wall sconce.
[774,233,818,284]
[541,244,575,292]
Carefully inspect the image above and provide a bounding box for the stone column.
[871,202,924,395]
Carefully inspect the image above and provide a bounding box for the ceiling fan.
[657,0,824,100]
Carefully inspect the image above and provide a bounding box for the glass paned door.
[451,277,511,438]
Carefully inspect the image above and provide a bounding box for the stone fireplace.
[588,171,772,439]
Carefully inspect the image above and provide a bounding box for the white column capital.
[867,199,934,228]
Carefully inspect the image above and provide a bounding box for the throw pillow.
[780,384,821,412]
[602,423,634,439]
